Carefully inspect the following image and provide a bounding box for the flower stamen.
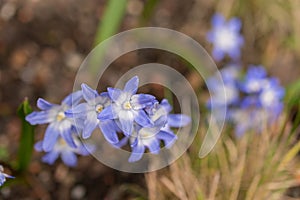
[123,101,132,110]
[56,112,65,121]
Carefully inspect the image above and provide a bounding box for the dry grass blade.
[145,171,158,200]
[229,136,247,200]
[245,174,261,200]
[208,172,220,200]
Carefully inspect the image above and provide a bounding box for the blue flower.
[66,84,120,144]
[128,99,190,162]
[241,65,268,93]
[207,13,244,61]
[0,165,14,186]
[207,65,285,136]
[259,78,285,119]
[35,136,95,167]
[26,91,82,152]
[98,76,155,136]
[207,66,240,107]
[229,108,268,137]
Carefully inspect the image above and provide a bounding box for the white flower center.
[261,90,275,106]
[95,104,104,113]
[56,112,65,121]
[215,28,235,50]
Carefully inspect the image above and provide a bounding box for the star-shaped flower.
[26,91,82,152]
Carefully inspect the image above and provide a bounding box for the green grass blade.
[285,79,300,109]
[140,0,159,25]
[94,0,127,45]
[17,98,35,172]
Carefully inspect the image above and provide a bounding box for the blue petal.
[246,66,266,79]
[156,130,177,148]
[128,143,145,162]
[61,128,77,148]
[235,124,247,138]
[61,150,77,167]
[228,18,242,31]
[228,47,241,60]
[3,174,14,179]
[97,105,115,120]
[65,103,88,118]
[81,83,98,102]
[42,151,59,165]
[112,137,129,148]
[37,98,54,110]
[82,117,98,139]
[134,110,153,127]
[0,174,5,186]
[154,115,168,127]
[206,31,215,42]
[78,143,95,155]
[100,92,109,98]
[160,99,172,113]
[25,111,53,125]
[62,90,82,106]
[99,120,119,144]
[212,48,225,61]
[145,139,160,154]
[168,114,191,128]
[124,76,139,94]
[43,124,60,152]
[119,112,134,136]
[107,87,123,102]
[34,141,43,152]
[131,94,156,109]
[212,13,225,28]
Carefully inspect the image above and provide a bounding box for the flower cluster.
[207,13,244,61]
[206,13,284,136]
[26,76,191,165]
[207,65,284,136]
[0,165,14,187]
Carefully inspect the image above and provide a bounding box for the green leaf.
[17,98,35,172]
[94,0,127,45]
[140,0,159,25]
[284,79,300,109]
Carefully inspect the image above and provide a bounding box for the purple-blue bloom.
[207,65,240,107]
[98,76,155,136]
[207,13,244,61]
[66,84,119,144]
[35,136,95,167]
[0,165,14,186]
[207,65,284,136]
[28,76,192,163]
[26,91,82,152]
[128,99,190,162]
[241,65,268,93]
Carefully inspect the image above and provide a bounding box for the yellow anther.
[96,104,104,113]
[56,112,65,121]
[123,101,132,110]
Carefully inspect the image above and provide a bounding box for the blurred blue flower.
[207,65,240,107]
[98,76,155,136]
[66,84,119,144]
[26,91,82,152]
[35,136,95,167]
[0,165,14,186]
[207,13,244,61]
[207,65,285,136]
[241,65,268,93]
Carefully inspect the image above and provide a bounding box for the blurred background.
[0,0,300,199]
